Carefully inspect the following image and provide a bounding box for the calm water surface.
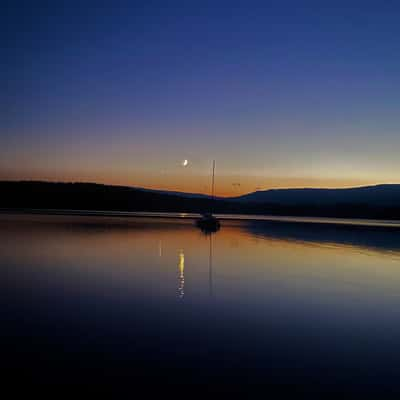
[1,213,400,394]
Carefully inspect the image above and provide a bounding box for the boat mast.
[211,159,216,201]
[209,159,216,214]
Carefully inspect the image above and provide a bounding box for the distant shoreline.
[2,208,400,229]
[1,181,400,222]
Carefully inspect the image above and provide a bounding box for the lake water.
[2,213,400,395]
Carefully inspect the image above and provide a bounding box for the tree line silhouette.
[1,181,400,220]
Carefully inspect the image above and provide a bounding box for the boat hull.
[196,216,221,233]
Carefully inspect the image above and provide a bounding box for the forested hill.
[1,181,400,220]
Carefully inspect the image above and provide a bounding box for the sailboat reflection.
[209,233,214,298]
[178,249,185,299]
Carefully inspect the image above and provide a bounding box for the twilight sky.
[2,0,399,196]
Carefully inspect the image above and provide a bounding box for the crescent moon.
[182,159,188,167]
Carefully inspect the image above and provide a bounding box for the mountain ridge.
[1,181,399,220]
[1,180,400,203]
[231,184,400,206]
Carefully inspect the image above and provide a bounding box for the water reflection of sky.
[2,214,400,308]
[1,214,400,393]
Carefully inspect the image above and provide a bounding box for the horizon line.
[1,179,399,198]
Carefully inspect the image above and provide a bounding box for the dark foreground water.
[1,213,400,395]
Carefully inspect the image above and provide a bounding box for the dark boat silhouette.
[196,160,220,232]
[196,212,220,232]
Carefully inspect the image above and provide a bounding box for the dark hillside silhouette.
[1,181,400,220]
[233,184,400,206]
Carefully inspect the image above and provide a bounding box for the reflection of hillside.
[244,220,400,254]
[0,215,194,235]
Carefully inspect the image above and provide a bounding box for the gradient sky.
[2,0,400,196]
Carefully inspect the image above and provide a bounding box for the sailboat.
[196,160,221,232]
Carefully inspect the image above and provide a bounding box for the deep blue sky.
[2,0,399,195]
